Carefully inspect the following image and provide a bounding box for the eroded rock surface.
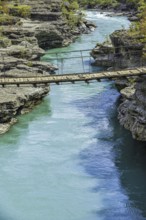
[0,0,96,134]
[20,0,96,49]
[91,29,146,141]
[0,87,49,134]
[91,30,144,69]
[118,77,146,141]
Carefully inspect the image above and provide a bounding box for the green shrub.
[27,61,33,67]
[62,0,83,28]
[78,0,119,8]
[78,0,145,9]
[0,14,18,25]
[0,36,11,48]
[9,5,31,18]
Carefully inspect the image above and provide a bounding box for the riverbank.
[0,12,145,220]
[91,25,146,141]
[0,1,95,134]
[85,9,139,22]
[1,1,142,141]
[79,0,140,22]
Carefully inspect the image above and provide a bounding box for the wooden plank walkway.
[0,67,146,86]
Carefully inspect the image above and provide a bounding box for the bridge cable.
[61,58,64,75]
[56,53,60,74]
[80,50,85,73]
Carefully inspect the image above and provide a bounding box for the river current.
[0,11,146,220]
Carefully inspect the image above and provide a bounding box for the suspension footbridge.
[0,48,145,87]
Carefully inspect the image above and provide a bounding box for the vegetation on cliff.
[78,0,145,10]
[128,1,146,39]
[0,0,31,21]
[0,0,82,28]
[78,0,118,8]
[61,0,83,27]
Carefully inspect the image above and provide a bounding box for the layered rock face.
[0,87,49,134]
[91,41,115,68]
[22,0,66,48]
[118,77,146,141]
[0,0,61,133]
[22,0,95,49]
[91,30,144,70]
[111,32,146,141]
[91,30,146,141]
[24,0,62,20]
[110,31,144,69]
[0,0,96,134]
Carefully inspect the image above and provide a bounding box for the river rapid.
[0,11,146,220]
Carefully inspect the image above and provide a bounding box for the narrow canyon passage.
[0,11,146,220]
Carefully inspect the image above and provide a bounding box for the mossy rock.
[0,14,19,25]
[9,5,31,18]
[0,37,11,48]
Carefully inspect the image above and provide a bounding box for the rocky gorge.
[0,10,146,220]
[1,0,146,142]
[91,29,146,141]
[0,0,95,134]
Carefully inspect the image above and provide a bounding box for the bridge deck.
[0,68,146,86]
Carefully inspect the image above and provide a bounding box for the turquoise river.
[0,11,146,220]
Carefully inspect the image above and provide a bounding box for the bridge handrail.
[1,67,146,79]
[0,45,146,76]
[46,45,146,55]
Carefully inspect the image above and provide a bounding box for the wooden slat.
[0,67,145,86]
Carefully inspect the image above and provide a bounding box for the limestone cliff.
[0,0,95,134]
[0,87,49,134]
[118,77,146,141]
[21,0,95,49]
[0,0,60,133]
[113,32,146,141]
[91,30,144,69]
[91,30,146,141]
